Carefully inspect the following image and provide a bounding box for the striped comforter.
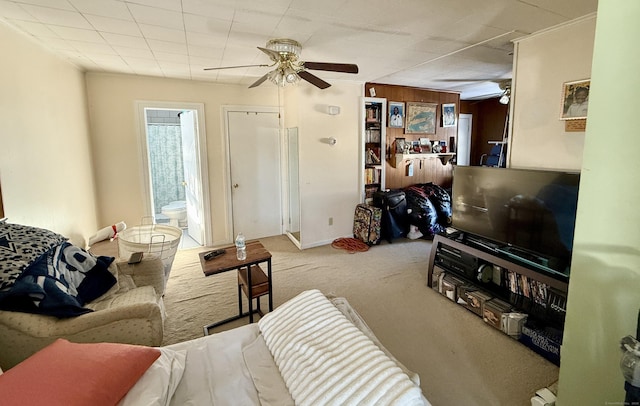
[258,289,427,406]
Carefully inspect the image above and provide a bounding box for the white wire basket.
[117,223,182,284]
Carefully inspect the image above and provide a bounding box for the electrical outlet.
[328,217,333,226]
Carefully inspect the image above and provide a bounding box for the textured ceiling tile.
[67,0,132,19]
[183,13,231,35]
[48,25,105,42]
[101,32,148,48]
[138,23,185,43]
[0,0,599,99]
[84,14,141,36]
[21,4,92,28]
[127,3,183,30]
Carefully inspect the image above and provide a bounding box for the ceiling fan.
[204,38,359,89]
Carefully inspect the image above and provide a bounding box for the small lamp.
[499,87,511,105]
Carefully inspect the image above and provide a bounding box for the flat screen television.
[451,166,580,278]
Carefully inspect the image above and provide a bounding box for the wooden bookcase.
[360,97,386,203]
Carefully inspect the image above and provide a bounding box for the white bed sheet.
[165,324,293,405]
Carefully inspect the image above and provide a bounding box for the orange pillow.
[0,339,160,406]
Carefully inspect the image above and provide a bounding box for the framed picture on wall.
[405,102,437,134]
[388,101,405,128]
[560,79,590,120]
[442,103,456,127]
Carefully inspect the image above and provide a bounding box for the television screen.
[451,166,580,277]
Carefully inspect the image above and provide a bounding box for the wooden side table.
[199,240,272,335]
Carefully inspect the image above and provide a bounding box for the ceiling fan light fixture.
[266,39,301,58]
[268,69,283,86]
[267,64,300,87]
[284,65,299,84]
[285,72,299,84]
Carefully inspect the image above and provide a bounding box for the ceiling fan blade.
[248,72,270,88]
[303,62,359,74]
[298,70,331,89]
[257,46,282,62]
[204,63,270,71]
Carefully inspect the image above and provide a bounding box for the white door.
[457,114,472,166]
[179,110,204,245]
[227,110,282,240]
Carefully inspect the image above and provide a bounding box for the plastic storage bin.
[118,224,182,287]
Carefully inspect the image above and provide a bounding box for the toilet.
[161,200,187,228]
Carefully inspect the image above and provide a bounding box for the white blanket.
[258,290,426,406]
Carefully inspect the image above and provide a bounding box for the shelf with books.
[360,97,386,203]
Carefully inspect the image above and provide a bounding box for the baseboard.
[300,237,337,250]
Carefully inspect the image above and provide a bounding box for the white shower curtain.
[147,124,185,214]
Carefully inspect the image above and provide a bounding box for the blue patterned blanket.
[0,223,116,318]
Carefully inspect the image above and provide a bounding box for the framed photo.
[394,137,406,154]
[388,101,405,128]
[442,103,456,127]
[560,79,590,120]
[405,102,437,134]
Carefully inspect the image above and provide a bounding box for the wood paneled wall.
[460,98,509,166]
[364,83,459,190]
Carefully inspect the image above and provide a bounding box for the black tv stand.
[428,233,569,365]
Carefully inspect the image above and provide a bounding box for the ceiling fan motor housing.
[265,39,301,59]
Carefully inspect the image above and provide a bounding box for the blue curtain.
[147,124,185,214]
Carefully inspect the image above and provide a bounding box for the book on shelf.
[365,104,380,123]
[370,129,381,143]
[365,129,381,143]
[364,167,381,185]
[365,147,381,165]
[365,185,379,200]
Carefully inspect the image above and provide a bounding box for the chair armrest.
[0,286,164,370]
[117,257,165,296]
[0,287,161,337]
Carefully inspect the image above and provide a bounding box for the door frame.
[135,100,212,246]
[457,113,473,166]
[222,105,284,242]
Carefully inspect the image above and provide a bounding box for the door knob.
[233,184,239,188]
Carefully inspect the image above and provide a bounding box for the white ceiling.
[0,0,597,100]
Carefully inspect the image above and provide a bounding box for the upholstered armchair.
[0,257,165,370]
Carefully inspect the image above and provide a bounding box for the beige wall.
[86,73,362,248]
[510,15,596,171]
[0,20,98,245]
[85,73,278,245]
[294,84,362,248]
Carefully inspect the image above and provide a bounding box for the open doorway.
[136,102,211,250]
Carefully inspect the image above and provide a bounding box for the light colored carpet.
[162,235,558,406]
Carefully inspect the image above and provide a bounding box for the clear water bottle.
[235,232,246,260]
